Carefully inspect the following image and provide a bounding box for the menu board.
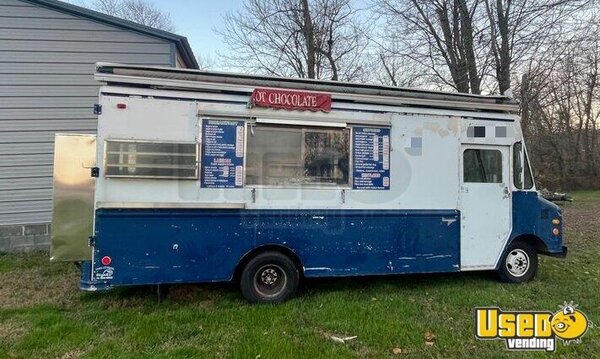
[201,119,245,188]
[352,127,390,190]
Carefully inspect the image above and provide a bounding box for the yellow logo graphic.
[551,304,589,342]
[475,302,591,351]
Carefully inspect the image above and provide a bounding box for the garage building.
[0,0,198,250]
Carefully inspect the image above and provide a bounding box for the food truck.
[51,63,567,303]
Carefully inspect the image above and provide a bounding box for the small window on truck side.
[463,149,502,183]
[105,140,198,179]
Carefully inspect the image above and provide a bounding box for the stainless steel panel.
[50,134,96,261]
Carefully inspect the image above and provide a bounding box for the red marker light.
[116,103,127,109]
[101,256,112,266]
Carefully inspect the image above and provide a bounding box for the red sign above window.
[251,88,331,112]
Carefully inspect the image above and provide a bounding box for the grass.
[1,192,599,358]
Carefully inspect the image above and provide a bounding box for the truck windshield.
[524,150,534,189]
[513,142,524,188]
[513,142,534,190]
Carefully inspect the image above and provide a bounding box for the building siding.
[0,0,182,227]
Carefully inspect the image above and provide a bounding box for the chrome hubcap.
[505,249,530,277]
[260,268,278,285]
[254,264,287,298]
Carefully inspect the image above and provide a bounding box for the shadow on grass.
[300,270,498,299]
[305,270,495,289]
[78,270,498,306]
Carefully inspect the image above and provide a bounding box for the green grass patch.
[1,192,599,358]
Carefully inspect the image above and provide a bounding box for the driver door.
[459,145,512,269]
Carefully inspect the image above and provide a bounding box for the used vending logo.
[475,302,591,351]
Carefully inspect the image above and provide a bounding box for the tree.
[92,0,175,32]
[374,0,591,95]
[375,0,487,94]
[484,0,590,94]
[218,0,368,81]
[196,54,217,71]
[517,12,600,189]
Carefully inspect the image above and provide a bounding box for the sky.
[71,0,374,69]
[72,0,245,62]
[74,0,371,68]
[143,0,244,61]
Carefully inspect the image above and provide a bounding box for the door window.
[463,149,503,183]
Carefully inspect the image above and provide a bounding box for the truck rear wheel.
[497,241,538,283]
[240,251,299,304]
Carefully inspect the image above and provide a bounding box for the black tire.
[497,241,538,283]
[240,251,300,304]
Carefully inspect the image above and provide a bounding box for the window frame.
[523,149,535,189]
[103,139,199,180]
[513,142,524,189]
[244,121,353,189]
[462,148,504,184]
[512,141,535,190]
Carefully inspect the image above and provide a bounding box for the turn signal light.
[552,219,561,225]
[552,228,560,236]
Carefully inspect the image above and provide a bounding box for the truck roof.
[95,63,519,114]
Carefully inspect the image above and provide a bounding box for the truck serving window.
[105,141,198,179]
[463,149,502,183]
[246,124,350,186]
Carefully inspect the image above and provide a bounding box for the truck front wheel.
[497,241,538,283]
[240,251,299,304]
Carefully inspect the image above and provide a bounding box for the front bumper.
[543,245,568,258]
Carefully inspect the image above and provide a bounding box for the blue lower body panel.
[510,191,564,255]
[81,209,460,290]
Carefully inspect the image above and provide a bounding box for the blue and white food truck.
[51,63,567,303]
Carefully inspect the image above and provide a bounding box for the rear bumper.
[79,279,112,292]
[79,260,113,291]
[543,245,568,258]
